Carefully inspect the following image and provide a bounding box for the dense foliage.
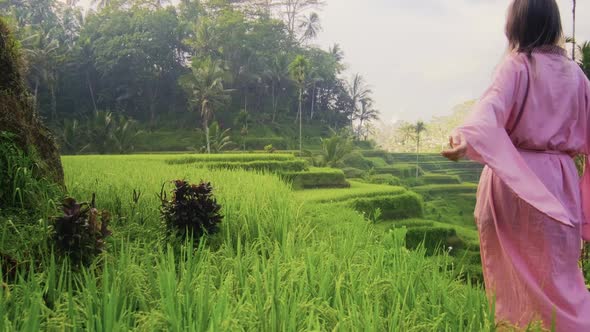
[0,131,61,211]
[1,0,380,154]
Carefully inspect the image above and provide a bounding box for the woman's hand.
[441,131,467,162]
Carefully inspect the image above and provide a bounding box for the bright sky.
[315,0,590,124]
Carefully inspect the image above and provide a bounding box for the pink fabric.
[456,50,590,330]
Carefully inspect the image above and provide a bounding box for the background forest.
[0,0,384,153]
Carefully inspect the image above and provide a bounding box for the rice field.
[0,154,502,331]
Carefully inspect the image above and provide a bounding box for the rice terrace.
[1,0,590,331]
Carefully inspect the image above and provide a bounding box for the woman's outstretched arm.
[442,54,573,227]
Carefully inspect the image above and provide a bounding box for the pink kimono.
[455,45,590,331]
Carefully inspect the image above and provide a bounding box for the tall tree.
[274,0,324,39]
[92,0,114,10]
[21,28,60,119]
[264,53,290,123]
[179,56,232,154]
[346,74,371,136]
[298,12,321,43]
[356,97,379,139]
[580,41,590,77]
[414,121,426,178]
[288,54,310,152]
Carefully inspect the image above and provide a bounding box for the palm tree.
[321,129,353,167]
[92,0,113,9]
[329,44,345,74]
[264,54,290,123]
[579,41,590,77]
[298,12,321,43]
[21,29,59,118]
[86,110,114,155]
[329,44,344,63]
[414,121,426,178]
[179,57,232,154]
[234,110,250,151]
[289,55,311,153]
[356,97,379,139]
[206,121,233,153]
[397,122,416,148]
[347,74,372,138]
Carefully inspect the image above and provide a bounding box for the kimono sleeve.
[579,74,590,240]
[455,55,574,227]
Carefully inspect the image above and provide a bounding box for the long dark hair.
[505,0,563,53]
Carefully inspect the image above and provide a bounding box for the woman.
[441,0,590,330]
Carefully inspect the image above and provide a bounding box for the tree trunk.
[299,88,302,153]
[310,83,316,120]
[415,135,420,178]
[50,83,57,123]
[150,75,161,130]
[271,83,277,123]
[33,79,39,114]
[357,118,364,141]
[87,71,98,112]
[244,90,248,113]
[205,117,210,154]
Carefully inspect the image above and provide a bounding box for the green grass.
[0,154,504,331]
[295,180,407,204]
[421,174,462,185]
[412,183,478,196]
[374,164,424,178]
[341,167,366,179]
[424,194,479,230]
[365,157,389,168]
[202,160,308,172]
[363,174,402,186]
[281,167,349,190]
[166,153,297,164]
[351,192,424,220]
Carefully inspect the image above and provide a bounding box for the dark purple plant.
[160,180,223,243]
[52,195,111,266]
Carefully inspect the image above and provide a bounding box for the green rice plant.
[404,227,462,256]
[365,157,389,168]
[203,160,308,173]
[413,183,478,196]
[166,153,296,165]
[364,173,402,186]
[341,151,374,170]
[281,167,349,190]
[159,180,223,244]
[0,131,61,213]
[361,150,394,163]
[295,180,407,203]
[421,173,462,185]
[243,137,289,150]
[350,192,424,220]
[341,167,366,179]
[0,154,503,331]
[374,163,424,178]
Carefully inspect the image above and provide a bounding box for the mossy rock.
[0,19,64,186]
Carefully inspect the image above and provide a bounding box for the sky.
[314,0,590,124]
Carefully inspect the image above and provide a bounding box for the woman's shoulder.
[492,53,528,80]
